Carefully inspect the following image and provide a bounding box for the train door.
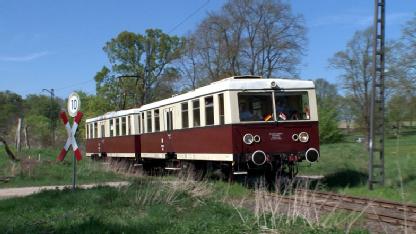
[163,107,174,155]
[99,121,105,155]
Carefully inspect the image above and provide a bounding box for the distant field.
[301,127,416,204]
[0,177,365,233]
[0,147,126,188]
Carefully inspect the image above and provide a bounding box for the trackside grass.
[0,147,127,188]
[301,127,416,203]
[0,178,367,234]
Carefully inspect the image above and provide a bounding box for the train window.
[205,96,214,125]
[136,114,141,134]
[154,109,160,132]
[141,113,145,133]
[126,116,130,135]
[122,117,126,136]
[110,119,114,137]
[165,108,173,131]
[94,122,98,138]
[137,113,144,134]
[219,93,225,125]
[193,99,200,127]
[146,111,152,133]
[238,92,273,122]
[100,122,105,138]
[115,118,119,136]
[275,92,310,121]
[134,113,142,134]
[181,102,188,128]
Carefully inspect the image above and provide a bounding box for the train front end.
[231,79,319,181]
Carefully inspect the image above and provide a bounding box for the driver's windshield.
[275,92,310,121]
[238,93,273,121]
[238,91,310,122]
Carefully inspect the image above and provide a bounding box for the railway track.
[275,189,416,230]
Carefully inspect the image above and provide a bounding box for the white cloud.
[0,51,50,62]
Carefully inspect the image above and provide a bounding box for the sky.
[0,0,415,99]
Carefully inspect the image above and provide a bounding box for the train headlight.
[251,150,267,166]
[243,133,254,145]
[292,134,299,141]
[253,135,261,143]
[305,148,319,163]
[299,132,309,143]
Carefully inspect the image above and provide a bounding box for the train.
[85,75,320,185]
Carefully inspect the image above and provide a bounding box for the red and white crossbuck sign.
[57,111,83,161]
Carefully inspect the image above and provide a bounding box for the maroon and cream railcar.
[85,76,320,181]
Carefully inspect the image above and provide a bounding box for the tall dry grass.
[230,178,369,233]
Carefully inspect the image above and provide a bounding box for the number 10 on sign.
[68,92,81,117]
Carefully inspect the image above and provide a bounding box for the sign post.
[58,92,82,191]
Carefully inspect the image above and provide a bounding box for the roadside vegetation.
[302,126,416,204]
[0,176,367,233]
[0,147,126,188]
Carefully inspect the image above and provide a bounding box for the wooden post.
[15,118,21,152]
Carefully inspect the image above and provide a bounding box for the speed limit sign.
[67,92,81,117]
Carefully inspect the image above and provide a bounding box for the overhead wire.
[168,0,210,34]
[54,79,96,91]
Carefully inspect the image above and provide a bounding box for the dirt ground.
[0,181,130,200]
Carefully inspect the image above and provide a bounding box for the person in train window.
[239,103,255,121]
[303,104,310,119]
[276,97,290,120]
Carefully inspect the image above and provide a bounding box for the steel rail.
[296,189,416,213]
[271,190,416,229]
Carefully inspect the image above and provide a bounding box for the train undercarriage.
[90,152,304,191]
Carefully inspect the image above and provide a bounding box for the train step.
[164,167,182,171]
[133,163,143,167]
[233,171,248,175]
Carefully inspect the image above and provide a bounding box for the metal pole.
[51,89,55,146]
[73,152,76,190]
[369,0,386,190]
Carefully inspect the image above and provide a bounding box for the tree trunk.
[24,125,30,149]
[15,118,21,152]
[0,136,19,162]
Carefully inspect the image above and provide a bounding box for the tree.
[387,94,409,130]
[0,91,23,139]
[95,29,184,109]
[314,78,338,103]
[329,28,374,138]
[381,14,416,128]
[176,36,205,90]
[0,91,23,161]
[186,0,306,83]
[24,94,61,148]
[24,115,51,148]
[314,79,344,143]
[338,95,356,132]
[399,14,416,90]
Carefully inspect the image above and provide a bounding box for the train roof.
[86,77,315,123]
